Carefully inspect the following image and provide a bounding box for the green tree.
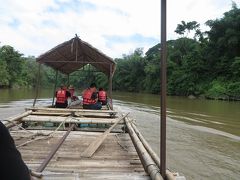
[0,45,24,87]
[113,48,146,92]
[205,3,240,77]
[0,60,10,86]
[175,21,200,37]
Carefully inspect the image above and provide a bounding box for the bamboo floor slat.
[11,130,150,180]
[22,115,124,124]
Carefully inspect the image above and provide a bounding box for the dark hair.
[99,87,103,91]
[90,83,96,88]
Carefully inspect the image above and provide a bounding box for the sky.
[0,0,239,58]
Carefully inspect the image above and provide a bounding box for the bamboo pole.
[132,123,160,167]
[31,111,114,118]
[125,118,163,180]
[22,116,124,124]
[36,124,75,172]
[67,74,70,87]
[30,170,42,178]
[27,107,117,114]
[108,64,113,110]
[40,61,110,64]
[4,110,32,129]
[31,112,71,116]
[33,64,41,107]
[160,0,167,178]
[131,123,176,180]
[81,113,129,157]
[75,34,78,62]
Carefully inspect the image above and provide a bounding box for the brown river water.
[0,89,239,179]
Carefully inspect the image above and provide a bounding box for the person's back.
[0,121,30,180]
[55,85,71,108]
[82,83,102,110]
[98,88,107,105]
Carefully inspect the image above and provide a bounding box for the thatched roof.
[37,36,116,75]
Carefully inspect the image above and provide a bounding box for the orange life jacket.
[56,89,67,103]
[98,90,107,101]
[83,89,96,105]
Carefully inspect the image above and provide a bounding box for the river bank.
[2,86,240,102]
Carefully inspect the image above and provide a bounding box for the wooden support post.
[75,37,78,62]
[67,74,70,86]
[36,124,75,172]
[81,113,129,157]
[108,64,113,110]
[52,70,58,107]
[33,64,41,107]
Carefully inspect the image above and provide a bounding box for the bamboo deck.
[11,130,149,180]
[3,107,174,180]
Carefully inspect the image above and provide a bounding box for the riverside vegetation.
[0,3,240,100]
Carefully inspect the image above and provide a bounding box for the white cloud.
[167,0,235,39]
[0,0,238,58]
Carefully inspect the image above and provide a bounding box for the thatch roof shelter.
[36,35,116,76]
[34,35,116,109]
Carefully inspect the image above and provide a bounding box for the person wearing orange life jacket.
[98,87,107,105]
[82,83,102,110]
[55,85,71,108]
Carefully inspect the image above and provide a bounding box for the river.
[0,89,239,180]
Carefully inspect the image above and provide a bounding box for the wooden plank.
[31,112,115,118]
[27,107,117,114]
[31,172,150,180]
[31,112,71,116]
[36,124,75,172]
[3,110,32,128]
[81,113,129,158]
[22,115,123,124]
[11,129,150,179]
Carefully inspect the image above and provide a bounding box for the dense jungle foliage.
[0,4,240,100]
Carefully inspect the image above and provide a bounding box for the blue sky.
[0,0,238,58]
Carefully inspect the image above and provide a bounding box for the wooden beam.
[22,115,123,124]
[4,110,32,128]
[33,64,41,107]
[36,124,75,172]
[26,107,117,114]
[52,70,58,107]
[44,61,110,64]
[31,111,114,118]
[81,113,129,158]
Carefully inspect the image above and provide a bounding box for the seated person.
[68,85,79,101]
[98,87,108,105]
[55,85,71,108]
[82,83,102,110]
[0,121,31,180]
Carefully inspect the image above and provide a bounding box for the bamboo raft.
[4,106,177,180]
[2,35,185,179]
